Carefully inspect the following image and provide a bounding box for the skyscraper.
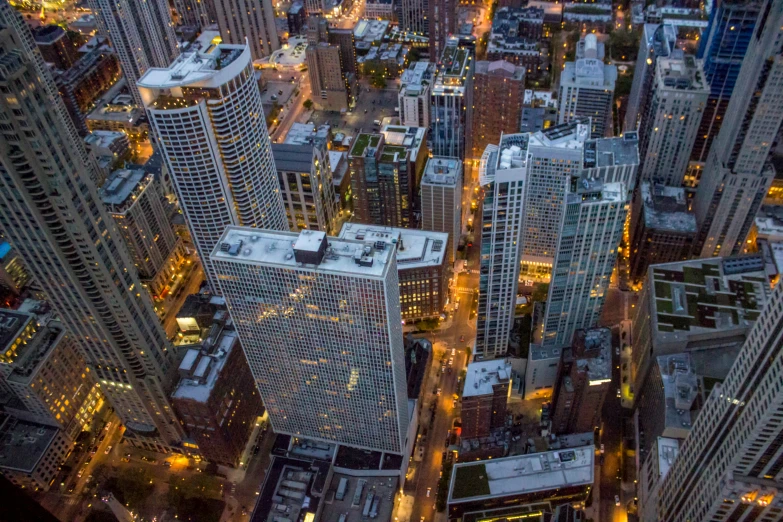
[88,0,178,105]
[173,0,217,29]
[558,34,617,138]
[475,136,527,359]
[638,53,709,187]
[0,4,182,451]
[468,60,526,160]
[429,0,456,59]
[399,0,429,35]
[213,0,280,60]
[421,156,462,264]
[306,16,355,112]
[138,43,288,291]
[431,39,474,160]
[691,0,760,166]
[654,277,783,521]
[210,227,409,454]
[399,61,435,128]
[692,0,783,258]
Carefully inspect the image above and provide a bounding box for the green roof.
[451,463,490,500]
[351,133,381,157]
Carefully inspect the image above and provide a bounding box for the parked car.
[104,445,112,455]
[615,495,621,506]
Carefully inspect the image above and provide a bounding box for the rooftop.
[137,43,250,105]
[649,256,770,336]
[433,39,472,94]
[656,53,708,92]
[338,223,447,270]
[657,352,697,434]
[530,119,591,150]
[353,19,390,43]
[84,130,127,150]
[562,59,617,89]
[462,359,513,397]
[272,143,318,173]
[755,206,783,241]
[328,151,347,185]
[0,309,33,357]
[584,133,640,168]
[211,227,394,278]
[474,60,525,80]
[495,133,530,172]
[640,182,696,233]
[100,169,150,210]
[422,157,462,187]
[570,328,612,384]
[656,437,679,479]
[381,125,426,159]
[523,89,556,107]
[400,61,435,93]
[172,328,237,403]
[283,123,331,147]
[350,133,383,157]
[448,445,594,503]
[0,416,58,473]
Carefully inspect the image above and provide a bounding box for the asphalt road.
[162,262,205,337]
[599,330,627,522]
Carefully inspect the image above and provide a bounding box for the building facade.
[461,359,511,439]
[398,61,434,128]
[88,0,178,105]
[558,34,616,138]
[0,5,183,451]
[210,227,409,454]
[431,40,473,160]
[420,156,462,265]
[213,0,280,60]
[429,0,456,59]
[638,54,709,187]
[691,0,783,259]
[469,60,525,160]
[138,43,288,292]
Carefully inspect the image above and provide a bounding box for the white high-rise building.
[475,136,528,359]
[210,227,410,454]
[0,5,183,452]
[138,43,288,291]
[88,0,178,106]
[558,34,617,138]
[653,280,783,521]
[421,156,462,265]
[213,0,280,60]
[692,0,783,259]
[431,40,473,159]
[638,53,709,187]
[399,61,434,128]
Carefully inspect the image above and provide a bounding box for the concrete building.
[33,25,79,71]
[100,169,185,299]
[447,446,594,520]
[0,242,33,297]
[638,53,709,187]
[461,359,512,439]
[638,436,679,522]
[272,142,339,234]
[88,0,178,105]
[630,183,697,288]
[691,0,783,259]
[307,42,350,112]
[624,24,677,133]
[173,0,217,28]
[398,0,429,35]
[329,150,352,214]
[468,60,525,160]
[0,415,72,491]
[287,2,306,35]
[328,28,358,79]
[655,271,783,521]
[474,137,528,359]
[420,156,462,264]
[0,5,183,452]
[339,223,448,321]
[210,227,410,454]
[551,328,612,435]
[630,255,770,406]
[0,304,102,439]
[171,313,263,467]
[486,7,544,75]
[365,0,394,19]
[520,89,558,133]
[138,43,287,292]
[558,34,617,138]
[213,0,279,60]
[349,125,428,229]
[398,61,435,128]
[431,40,474,159]
[85,94,148,144]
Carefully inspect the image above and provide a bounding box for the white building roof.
[656,437,679,479]
[338,223,447,270]
[211,227,393,278]
[422,157,461,187]
[448,445,595,503]
[462,359,512,397]
[172,332,238,403]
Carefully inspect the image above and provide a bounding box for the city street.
[162,262,205,337]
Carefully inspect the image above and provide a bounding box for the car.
[615,495,621,506]
[163,461,171,467]
[90,446,98,454]
[600,444,605,454]
[436,388,442,396]
[98,434,106,442]
[77,468,85,478]
[104,445,112,455]
[617,388,622,398]
[426,487,431,497]
[104,422,112,431]
[85,455,92,463]
[615,346,620,356]
[121,457,130,462]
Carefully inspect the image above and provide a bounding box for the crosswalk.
[455,287,475,293]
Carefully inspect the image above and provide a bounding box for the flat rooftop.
[172,331,237,403]
[319,475,397,522]
[640,182,696,233]
[463,359,512,397]
[271,143,316,173]
[0,417,58,473]
[0,309,33,356]
[283,122,330,147]
[381,125,426,158]
[586,133,639,168]
[475,60,525,80]
[656,437,680,480]
[571,328,612,383]
[529,120,590,150]
[84,130,127,149]
[338,223,447,270]
[353,19,390,43]
[400,61,434,89]
[448,445,594,503]
[328,151,347,185]
[657,352,697,433]
[657,54,708,92]
[422,157,462,186]
[100,169,148,208]
[211,227,393,278]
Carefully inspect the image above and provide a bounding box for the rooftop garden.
[451,463,490,499]
[351,133,381,157]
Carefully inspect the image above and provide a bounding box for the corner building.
[211,227,409,454]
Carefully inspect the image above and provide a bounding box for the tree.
[303,98,313,110]
[167,474,225,522]
[103,467,153,510]
[609,29,640,61]
[370,68,387,89]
